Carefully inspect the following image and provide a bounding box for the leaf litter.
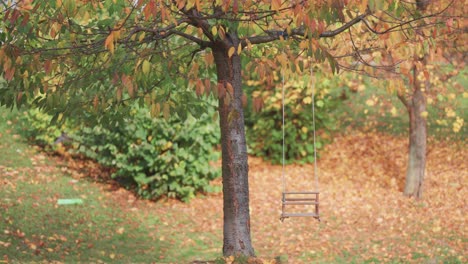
[1,131,466,263]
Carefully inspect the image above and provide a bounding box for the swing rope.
[310,66,320,192]
[281,71,286,195]
[280,66,319,193]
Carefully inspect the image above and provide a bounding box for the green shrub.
[245,76,341,164]
[73,107,220,202]
[19,105,220,202]
[19,108,72,148]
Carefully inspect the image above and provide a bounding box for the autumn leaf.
[217,82,226,99]
[228,47,235,58]
[104,34,115,54]
[142,60,151,74]
[211,26,218,37]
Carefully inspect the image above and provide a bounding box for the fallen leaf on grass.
[116,227,125,234]
[0,241,11,247]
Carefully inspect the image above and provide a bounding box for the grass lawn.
[0,109,222,263]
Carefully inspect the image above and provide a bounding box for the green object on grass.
[57,199,83,205]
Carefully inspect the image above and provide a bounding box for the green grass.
[0,109,33,168]
[0,107,221,263]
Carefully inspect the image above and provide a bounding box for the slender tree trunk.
[212,39,255,257]
[401,0,431,198]
[400,62,428,199]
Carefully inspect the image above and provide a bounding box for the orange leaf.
[217,82,226,98]
[195,79,204,97]
[242,93,247,107]
[204,78,211,96]
[4,67,15,81]
[104,34,115,54]
[253,97,264,112]
[93,95,99,110]
[225,82,234,95]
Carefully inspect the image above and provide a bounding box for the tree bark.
[401,62,428,199]
[212,38,255,256]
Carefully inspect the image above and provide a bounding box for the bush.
[19,108,72,148]
[245,76,341,164]
[20,105,221,202]
[74,107,220,201]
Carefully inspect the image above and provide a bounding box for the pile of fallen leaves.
[164,132,466,263]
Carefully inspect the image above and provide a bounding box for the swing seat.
[281,191,320,221]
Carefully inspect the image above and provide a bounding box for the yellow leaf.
[211,26,217,36]
[228,47,235,58]
[110,253,115,259]
[245,38,252,50]
[163,102,170,120]
[138,32,146,42]
[82,11,90,25]
[150,103,160,118]
[142,60,150,74]
[237,43,242,55]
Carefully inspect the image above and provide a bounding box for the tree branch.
[170,30,211,47]
[397,92,409,110]
[246,12,370,45]
[361,0,455,35]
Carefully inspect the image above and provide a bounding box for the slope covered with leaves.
[0,109,466,263]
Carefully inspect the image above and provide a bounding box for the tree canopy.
[1,0,461,116]
[1,0,464,258]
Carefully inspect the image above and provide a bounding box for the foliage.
[19,108,71,147]
[74,106,221,202]
[19,105,221,202]
[335,66,467,140]
[1,0,462,116]
[245,74,341,164]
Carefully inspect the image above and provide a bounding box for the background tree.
[334,0,465,198]
[0,0,459,257]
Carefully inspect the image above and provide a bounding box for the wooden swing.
[280,67,320,222]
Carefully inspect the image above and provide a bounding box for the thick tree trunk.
[401,63,428,199]
[212,40,255,256]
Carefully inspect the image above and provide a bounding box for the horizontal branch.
[246,12,369,45]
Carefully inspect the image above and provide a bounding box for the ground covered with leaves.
[0,117,466,263]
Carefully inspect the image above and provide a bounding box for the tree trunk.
[401,63,428,199]
[212,39,255,257]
